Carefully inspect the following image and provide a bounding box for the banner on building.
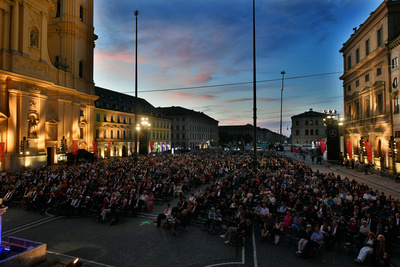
[72,140,79,156]
[93,141,97,155]
[319,140,326,154]
[346,141,353,159]
[365,141,372,162]
[107,140,111,153]
[150,141,154,152]
[0,142,4,162]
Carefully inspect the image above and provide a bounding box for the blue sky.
[93,0,383,136]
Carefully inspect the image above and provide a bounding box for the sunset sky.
[93,0,384,136]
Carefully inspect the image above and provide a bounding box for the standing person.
[156,203,171,227]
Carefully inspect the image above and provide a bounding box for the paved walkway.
[280,151,400,200]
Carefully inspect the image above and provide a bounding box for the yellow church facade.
[0,0,97,171]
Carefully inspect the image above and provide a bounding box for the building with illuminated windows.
[291,109,327,146]
[340,0,400,171]
[0,0,97,171]
[158,106,218,151]
[94,87,171,157]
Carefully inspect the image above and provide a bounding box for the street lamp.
[280,71,285,144]
[140,118,151,154]
[133,10,139,163]
[252,0,258,172]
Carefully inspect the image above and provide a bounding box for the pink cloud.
[95,50,147,65]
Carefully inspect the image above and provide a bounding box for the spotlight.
[64,258,82,267]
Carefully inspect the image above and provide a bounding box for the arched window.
[305,129,309,135]
[310,129,314,135]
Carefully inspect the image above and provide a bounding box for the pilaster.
[10,1,19,53]
[7,87,19,153]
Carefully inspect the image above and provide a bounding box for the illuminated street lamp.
[141,118,151,154]
[280,71,285,144]
[252,0,258,172]
[133,10,139,163]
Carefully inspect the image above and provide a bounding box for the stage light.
[63,257,82,267]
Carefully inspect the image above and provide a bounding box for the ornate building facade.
[340,0,400,170]
[0,0,97,171]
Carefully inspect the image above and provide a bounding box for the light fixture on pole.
[133,10,139,163]
[280,71,285,144]
[252,0,258,172]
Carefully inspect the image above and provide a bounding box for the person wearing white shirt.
[156,203,171,227]
[260,203,270,219]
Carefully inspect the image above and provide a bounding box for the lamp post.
[280,71,285,144]
[133,10,139,163]
[252,0,258,172]
[140,117,151,154]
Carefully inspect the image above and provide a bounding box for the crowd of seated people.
[1,150,400,262]
[182,152,400,261]
[0,152,234,224]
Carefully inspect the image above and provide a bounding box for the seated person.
[260,213,275,239]
[301,226,324,257]
[100,198,117,223]
[138,191,149,212]
[172,209,189,234]
[220,215,246,244]
[354,232,376,263]
[3,189,14,206]
[372,234,390,267]
[358,220,371,246]
[296,224,313,255]
[283,211,293,228]
[271,217,284,244]
[203,207,216,231]
[233,218,252,246]
[291,213,303,235]
[156,203,171,227]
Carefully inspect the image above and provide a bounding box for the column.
[40,11,48,63]
[7,88,18,153]
[10,1,19,53]
[21,2,29,56]
[2,9,10,51]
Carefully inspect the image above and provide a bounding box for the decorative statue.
[30,30,38,47]
[28,115,38,138]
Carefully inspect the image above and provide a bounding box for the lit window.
[393,58,398,68]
